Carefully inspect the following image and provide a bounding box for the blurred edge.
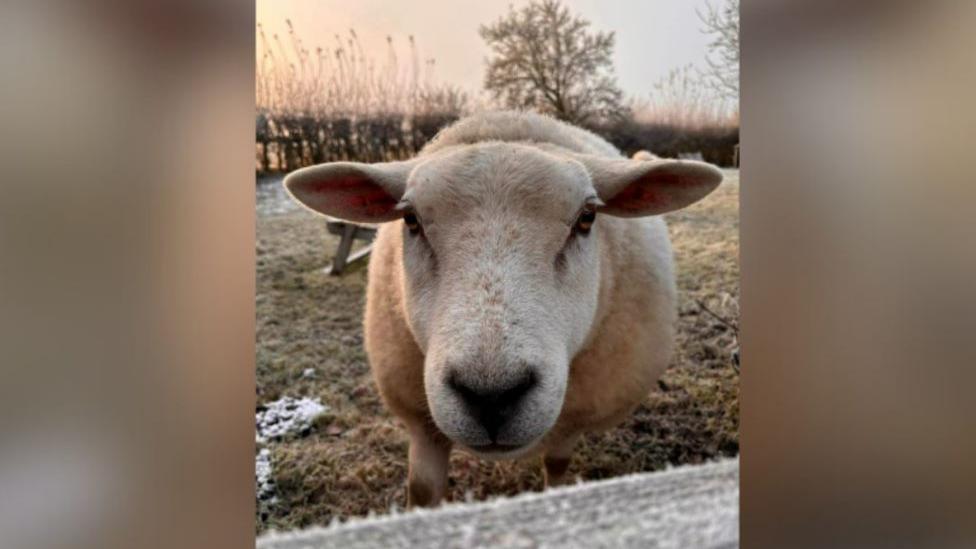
[0,1,255,549]
[742,0,976,547]
[1,0,975,548]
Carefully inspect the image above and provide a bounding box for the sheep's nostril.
[447,371,537,441]
[497,372,536,406]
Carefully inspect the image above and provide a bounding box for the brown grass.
[257,21,466,118]
[255,172,739,532]
[255,22,467,173]
[632,64,738,130]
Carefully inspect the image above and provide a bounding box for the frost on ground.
[256,396,328,444]
[257,448,277,502]
[256,175,301,217]
[256,396,329,514]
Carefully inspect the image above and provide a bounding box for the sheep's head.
[285,143,721,458]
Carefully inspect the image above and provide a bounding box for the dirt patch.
[256,172,739,532]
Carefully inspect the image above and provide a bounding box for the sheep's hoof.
[406,479,435,508]
[543,455,572,488]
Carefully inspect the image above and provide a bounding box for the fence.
[257,458,739,549]
[595,119,740,167]
[256,113,740,174]
[256,112,460,173]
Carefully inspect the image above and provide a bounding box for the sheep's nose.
[447,371,537,441]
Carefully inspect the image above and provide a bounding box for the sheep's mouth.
[467,442,524,453]
[462,439,542,460]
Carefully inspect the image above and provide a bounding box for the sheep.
[283,111,723,507]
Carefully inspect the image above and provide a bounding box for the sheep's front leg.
[543,434,579,488]
[406,424,452,508]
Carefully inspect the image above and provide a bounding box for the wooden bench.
[323,218,378,275]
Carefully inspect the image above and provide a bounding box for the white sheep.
[284,111,722,506]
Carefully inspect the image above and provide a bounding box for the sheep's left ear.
[576,155,724,217]
[283,159,417,223]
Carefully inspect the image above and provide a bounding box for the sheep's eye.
[575,208,596,235]
[403,212,421,234]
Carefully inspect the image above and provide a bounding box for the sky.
[256,0,716,100]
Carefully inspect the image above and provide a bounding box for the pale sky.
[256,0,715,100]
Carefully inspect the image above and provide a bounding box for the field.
[255,170,740,532]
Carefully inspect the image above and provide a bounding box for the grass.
[257,21,467,118]
[255,171,739,533]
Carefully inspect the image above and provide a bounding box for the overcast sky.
[257,0,716,100]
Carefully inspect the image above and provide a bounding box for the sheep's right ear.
[575,154,723,217]
[283,160,416,223]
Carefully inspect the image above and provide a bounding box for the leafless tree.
[479,0,627,125]
[698,0,739,101]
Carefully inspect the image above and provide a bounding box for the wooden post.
[327,224,358,275]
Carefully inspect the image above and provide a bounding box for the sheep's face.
[284,140,722,458]
[399,144,601,456]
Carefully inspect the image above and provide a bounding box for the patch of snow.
[302,368,316,379]
[255,396,329,507]
[256,448,277,503]
[256,396,328,444]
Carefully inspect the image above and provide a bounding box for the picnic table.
[324,217,378,275]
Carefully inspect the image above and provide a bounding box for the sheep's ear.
[577,155,723,217]
[283,160,416,223]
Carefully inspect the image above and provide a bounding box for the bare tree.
[698,0,739,101]
[479,0,626,125]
